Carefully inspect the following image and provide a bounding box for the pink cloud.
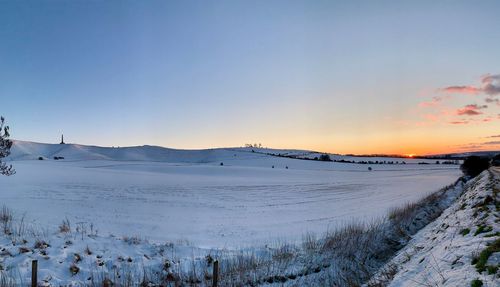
[440,86,481,95]
[423,114,440,121]
[449,115,498,125]
[418,96,450,108]
[455,104,487,116]
[439,73,500,96]
[413,75,500,127]
[449,120,469,125]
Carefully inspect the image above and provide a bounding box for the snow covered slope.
[9,140,247,162]
[8,140,451,166]
[0,140,462,248]
[370,168,500,286]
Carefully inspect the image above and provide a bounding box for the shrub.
[302,232,319,252]
[319,154,332,161]
[59,218,71,233]
[460,156,490,178]
[69,263,80,275]
[471,278,483,287]
[487,265,498,275]
[473,238,500,273]
[491,153,500,166]
[84,245,92,255]
[18,246,31,253]
[460,228,470,236]
[123,235,142,245]
[474,225,492,236]
[73,253,82,263]
[34,240,50,249]
[0,205,13,235]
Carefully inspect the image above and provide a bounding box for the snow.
[1,141,461,248]
[370,167,500,286]
[0,141,464,285]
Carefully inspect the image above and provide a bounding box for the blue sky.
[1,1,499,154]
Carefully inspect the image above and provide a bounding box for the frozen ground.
[368,167,499,287]
[1,141,461,248]
[0,141,467,285]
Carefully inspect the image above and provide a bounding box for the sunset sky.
[1,1,499,155]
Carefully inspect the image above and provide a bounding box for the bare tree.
[0,116,15,176]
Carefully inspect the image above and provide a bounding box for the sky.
[1,0,499,155]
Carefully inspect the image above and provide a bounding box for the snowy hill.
[368,167,500,286]
[8,140,326,163]
[8,140,241,162]
[8,140,455,167]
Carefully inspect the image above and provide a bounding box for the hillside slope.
[8,140,250,162]
[8,140,462,168]
[8,140,340,163]
[368,168,500,286]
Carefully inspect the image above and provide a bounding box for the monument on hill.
[60,134,65,144]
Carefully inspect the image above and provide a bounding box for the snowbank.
[368,168,500,286]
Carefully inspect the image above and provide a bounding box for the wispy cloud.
[443,115,496,125]
[483,140,500,145]
[455,140,500,152]
[487,134,500,138]
[449,120,469,125]
[413,74,500,127]
[455,143,484,150]
[418,96,443,108]
[485,97,500,105]
[455,104,488,116]
[440,86,480,95]
[481,74,500,83]
[439,73,500,96]
[483,84,500,96]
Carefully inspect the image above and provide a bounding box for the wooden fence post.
[31,260,38,287]
[212,260,219,287]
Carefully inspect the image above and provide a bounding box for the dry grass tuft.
[59,218,71,233]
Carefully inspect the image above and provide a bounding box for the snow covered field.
[1,141,461,248]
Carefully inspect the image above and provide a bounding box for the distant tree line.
[334,159,407,165]
[245,143,263,148]
[261,150,465,166]
[262,152,333,162]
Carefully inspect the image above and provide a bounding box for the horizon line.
[11,138,499,158]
